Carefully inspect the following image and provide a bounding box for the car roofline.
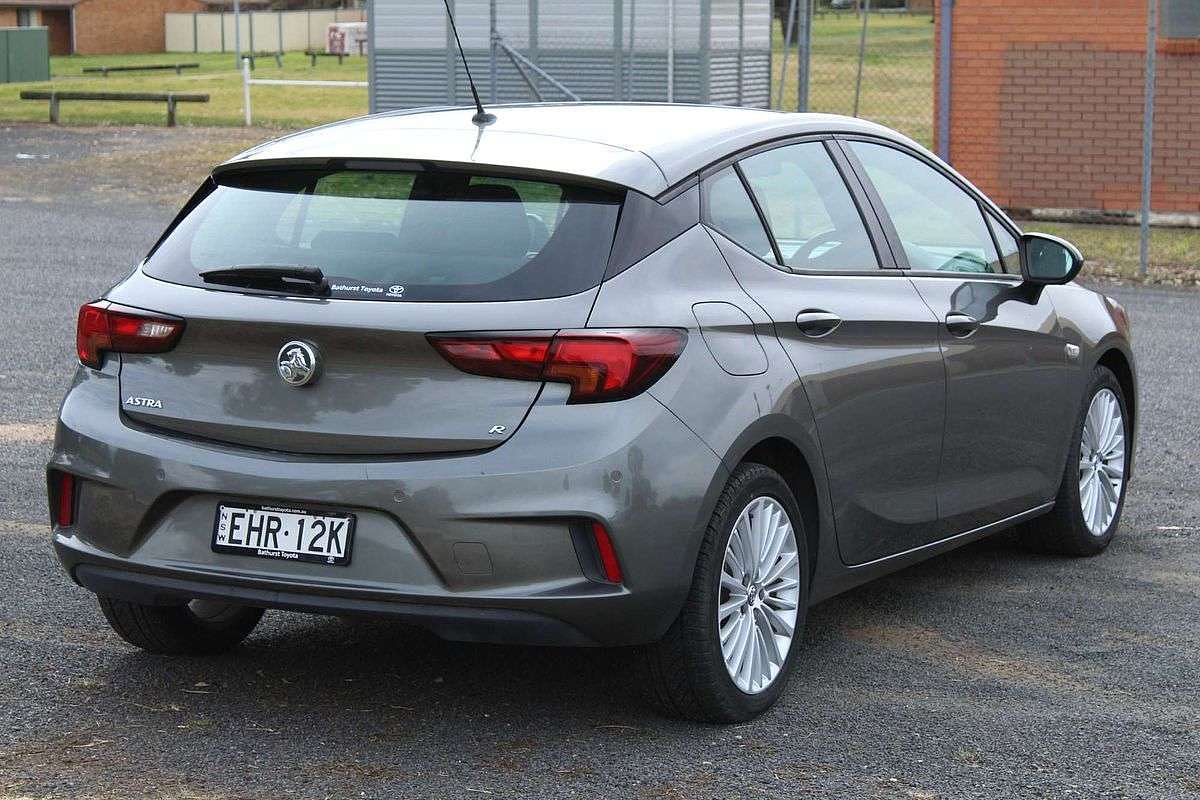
[214,104,916,198]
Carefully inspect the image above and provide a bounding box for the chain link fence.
[770,0,1198,282]
[771,0,935,147]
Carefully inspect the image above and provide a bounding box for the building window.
[1163,0,1200,39]
[16,8,36,26]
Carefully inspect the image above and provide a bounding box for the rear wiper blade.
[199,265,330,296]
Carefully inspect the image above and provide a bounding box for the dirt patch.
[1084,261,1200,289]
[0,125,283,206]
[844,624,1089,691]
[0,423,54,445]
[0,520,49,539]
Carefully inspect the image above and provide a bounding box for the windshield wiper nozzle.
[199,265,331,296]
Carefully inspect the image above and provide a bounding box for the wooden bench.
[19,90,210,127]
[304,49,346,66]
[243,51,283,70]
[81,63,200,78]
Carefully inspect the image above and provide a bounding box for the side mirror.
[1021,232,1083,285]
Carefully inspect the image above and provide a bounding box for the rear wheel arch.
[708,415,828,585]
[738,437,821,585]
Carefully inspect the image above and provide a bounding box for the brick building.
[935,0,1200,216]
[0,0,203,55]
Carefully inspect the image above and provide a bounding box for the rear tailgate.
[113,278,597,455]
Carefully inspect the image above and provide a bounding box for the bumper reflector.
[591,521,623,584]
[55,472,75,528]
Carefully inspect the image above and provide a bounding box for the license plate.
[212,503,355,566]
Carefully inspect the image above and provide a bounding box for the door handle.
[944,312,979,337]
[795,310,842,338]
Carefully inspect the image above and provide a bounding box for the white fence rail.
[166,9,366,54]
[241,57,367,126]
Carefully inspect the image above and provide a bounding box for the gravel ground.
[0,126,1197,800]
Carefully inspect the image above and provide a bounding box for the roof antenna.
[442,0,496,126]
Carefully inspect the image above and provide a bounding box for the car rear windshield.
[143,168,624,302]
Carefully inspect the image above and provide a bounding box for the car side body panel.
[903,274,1077,536]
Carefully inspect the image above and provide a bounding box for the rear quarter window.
[145,168,623,302]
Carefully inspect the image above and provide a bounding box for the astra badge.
[124,396,162,409]
[277,341,319,387]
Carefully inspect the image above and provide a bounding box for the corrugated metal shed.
[368,0,771,112]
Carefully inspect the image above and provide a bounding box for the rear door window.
[145,168,622,302]
[738,142,880,271]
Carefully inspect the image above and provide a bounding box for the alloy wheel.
[1078,388,1126,537]
[717,496,801,694]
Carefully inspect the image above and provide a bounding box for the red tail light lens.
[427,336,551,382]
[429,329,686,404]
[77,301,185,369]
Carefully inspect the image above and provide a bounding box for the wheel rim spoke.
[718,495,801,695]
[1078,388,1125,537]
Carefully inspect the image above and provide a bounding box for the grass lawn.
[772,10,935,146]
[0,51,368,128]
[1030,221,1200,286]
[3,14,935,134]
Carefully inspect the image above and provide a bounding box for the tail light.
[429,329,686,404]
[77,301,185,369]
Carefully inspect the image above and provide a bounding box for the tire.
[638,463,809,722]
[98,596,264,655]
[1019,366,1131,557]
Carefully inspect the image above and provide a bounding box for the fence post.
[736,0,745,105]
[489,0,498,103]
[233,0,241,69]
[445,0,457,104]
[625,0,634,100]
[48,93,59,124]
[936,0,953,161]
[852,0,870,116]
[166,94,177,127]
[666,0,675,102]
[1140,0,1158,277]
[242,56,252,126]
[529,0,540,96]
[612,0,623,101]
[797,0,811,111]
[776,0,797,109]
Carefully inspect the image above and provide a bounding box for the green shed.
[0,26,50,83]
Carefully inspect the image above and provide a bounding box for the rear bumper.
[67,557,595,646]
[49,366,726,647]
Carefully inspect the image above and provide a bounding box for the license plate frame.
[211,502,356,566]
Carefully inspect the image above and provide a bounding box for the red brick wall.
[935,0,1200,215]
[0,9,18,25]
[73,0,204,55]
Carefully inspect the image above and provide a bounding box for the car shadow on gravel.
[82,536,1038,727]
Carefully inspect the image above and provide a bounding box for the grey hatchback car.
[49,104,1136,722]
